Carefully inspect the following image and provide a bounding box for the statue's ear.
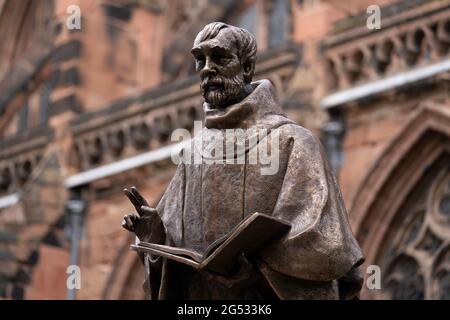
[242,59,255,83]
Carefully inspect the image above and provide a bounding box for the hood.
[203,79,292,130]
[193,79,294,161]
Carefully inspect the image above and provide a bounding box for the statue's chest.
[182,163,245,251]
[182,160,286,252]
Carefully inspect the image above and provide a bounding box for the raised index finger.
[131,186,149,207]
[123,188,143,215]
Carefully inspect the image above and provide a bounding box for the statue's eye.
[211,52,229,65]
[195,55,205,68]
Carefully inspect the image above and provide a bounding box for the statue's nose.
[201,57,217,78]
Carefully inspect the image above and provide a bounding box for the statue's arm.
[259,126,363,283]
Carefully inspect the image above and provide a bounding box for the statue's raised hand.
[122,186,164,243]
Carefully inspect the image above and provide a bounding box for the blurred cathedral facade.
[0,0,449,299]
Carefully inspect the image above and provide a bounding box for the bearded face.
[200,72,246,107]
[191,28,251,109]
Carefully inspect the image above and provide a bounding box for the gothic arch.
[101,233,145,300]
[350,102,450,299]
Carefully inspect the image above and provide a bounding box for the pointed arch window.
[377,161,450,299]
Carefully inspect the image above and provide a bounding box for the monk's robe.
[140,79,364,300]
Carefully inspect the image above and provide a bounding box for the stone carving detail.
[0,129,49,196]
[323,12,450,92]
[72,102,202,171]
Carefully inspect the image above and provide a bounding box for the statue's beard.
[201,74,246,108]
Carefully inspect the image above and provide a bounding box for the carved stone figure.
[122,22,364,300]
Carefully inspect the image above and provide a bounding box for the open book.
[131,212,291,275]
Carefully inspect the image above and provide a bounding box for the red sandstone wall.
[26,245,69,300]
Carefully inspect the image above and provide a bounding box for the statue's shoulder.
[275,121,318,145]
[273,122,325,163]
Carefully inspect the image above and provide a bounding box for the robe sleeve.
[259,125,364,284]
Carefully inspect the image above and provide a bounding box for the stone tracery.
[379,168,450,299]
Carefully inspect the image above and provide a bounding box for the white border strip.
[0,193,19,209]
[64,141,187,188]
[321,59,450,109]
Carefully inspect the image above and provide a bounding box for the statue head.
[191,22,257,108]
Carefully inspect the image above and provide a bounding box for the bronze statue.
[122,22,364,299]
